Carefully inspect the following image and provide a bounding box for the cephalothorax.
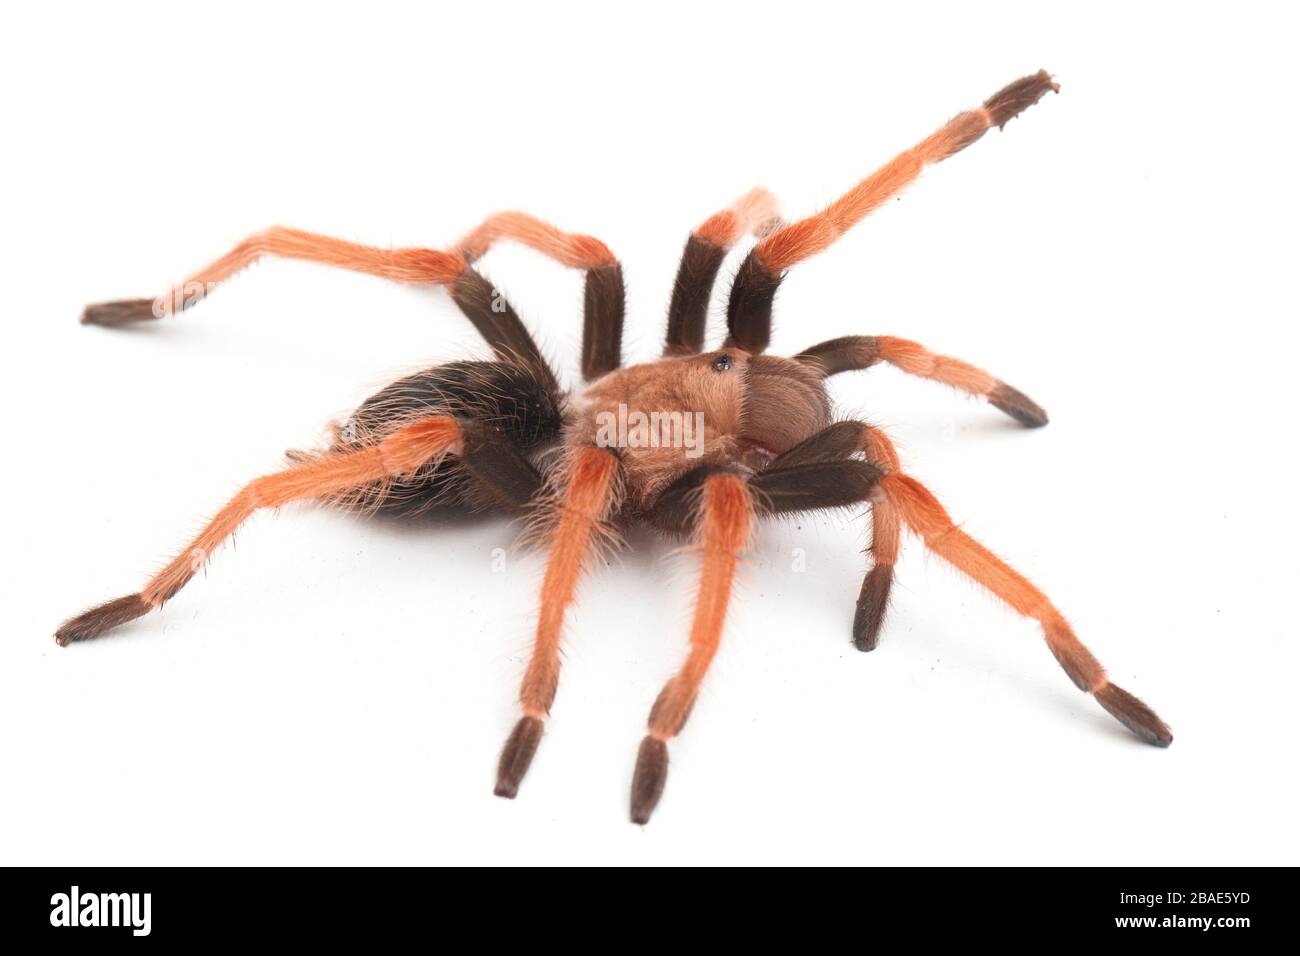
[57,71,1171,824]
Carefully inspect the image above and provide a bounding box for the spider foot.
[494,716,544,799]
[852,565,893,651]
[984,69,1060,130]
[989,382,1049,427]
[1095,682,1173,747]
[55,593,151,645]
[630,736,669,825]
[81,298,159,326]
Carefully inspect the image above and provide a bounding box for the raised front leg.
[725,71,1058,353]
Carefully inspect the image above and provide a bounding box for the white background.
[2,1,1296,866]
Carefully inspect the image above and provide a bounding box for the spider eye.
[712,353,732,372]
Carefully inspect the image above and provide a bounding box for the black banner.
[2,866,1288,944]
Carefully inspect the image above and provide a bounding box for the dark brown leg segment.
[750,459,883,515]
[495,716,545,799]
[665,236,728,356]
[448,269,557,392]
[454,419,548,512]
[581,263,626,380]
[768,420,871,470]
[630,737,669,825]
[723,249,783,354]
[81,298,158,326]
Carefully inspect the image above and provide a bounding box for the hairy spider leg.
[453,211,626,379]
[55,418,465,645]
[796,335,1048,427]
[882,467,1171,746]
[744,420,1170,748]
[79,210,626,382]
[726,70,1059,353]
[822,423,1171,745]
[631,472,755,824]
[81,227,466,324]
[495,446,622,798]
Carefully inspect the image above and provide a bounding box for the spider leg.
[763,422,1172,747]
[453,212,626,380]
[663,188,781,356]
[494,446,622,799]
[796,335,1048,427]
[631,470,762,824]
[78,210,625,384]
[82,227,466,322]
[883,466,1172,746]
[80,226,552,382]
[725,70,1059,353]
[55,415,543,644]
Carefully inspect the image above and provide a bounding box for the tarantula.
[57,71,1171,824]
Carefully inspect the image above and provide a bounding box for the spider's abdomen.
[333,359,563,515]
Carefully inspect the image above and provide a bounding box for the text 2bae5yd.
[1121,892,1252,908]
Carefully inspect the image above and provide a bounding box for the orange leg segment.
[755,70,1058,273]
[453,211,617,271]
[494,446,622,799]
[82,227,468,324]
[631,472,755,824]
[55,417,464,645]
[692,187,783,250]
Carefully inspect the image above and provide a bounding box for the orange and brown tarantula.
[57,71,1170,824]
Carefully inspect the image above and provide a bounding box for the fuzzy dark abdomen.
[338,360,563,516]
